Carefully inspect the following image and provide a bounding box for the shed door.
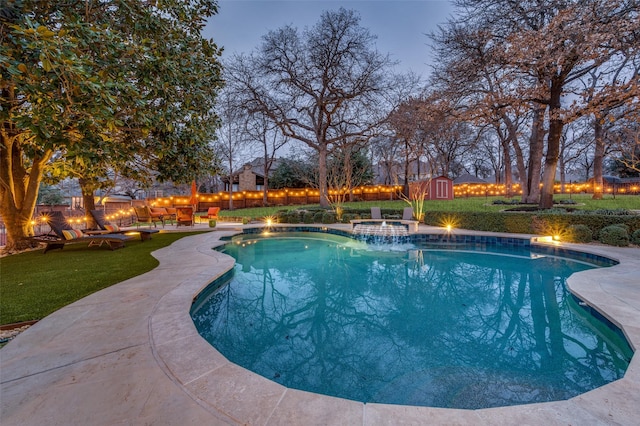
[436,179,449,199]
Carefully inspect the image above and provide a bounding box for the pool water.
[191,234,632,409]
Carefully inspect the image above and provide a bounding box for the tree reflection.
[191,238,632,409]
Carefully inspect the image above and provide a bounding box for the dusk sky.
[203,0,455,77]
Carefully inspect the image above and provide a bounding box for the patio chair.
[164,207,177,224]
[34,211,134,254]
[175,206,194,226]
[371,207,382,220]
[207,207,220,220]
[402,207,414,220]
[134,206,164,228]
[89,210,159,241]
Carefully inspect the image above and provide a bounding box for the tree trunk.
[525,106,545,203]
[318,145,329,208]
[263,144,269,206]
[592,116,605,200]
[0,131,51,252]
[344,147,353,202]
[499,137,513,198]
[79,178,97,229]
[227,157,234,210]
[539,87,564,209]
[503,114,528,201]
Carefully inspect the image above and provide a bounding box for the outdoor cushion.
[62,229,84,240]
[104,224,120,232]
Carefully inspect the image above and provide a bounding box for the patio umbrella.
[189,180,197,208]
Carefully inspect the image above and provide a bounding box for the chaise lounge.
[34,211,135,254]
[89,210,159,241]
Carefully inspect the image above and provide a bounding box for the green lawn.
[0,231,204,325]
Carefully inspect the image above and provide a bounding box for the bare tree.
[214,86,251,210]
[243,111,288,205]
[226,8,395,207]
[434,0,639,207]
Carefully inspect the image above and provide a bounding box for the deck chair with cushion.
[89,210,159,241]
[150,207,174,225]
[371,207,382,220]
[207,207,220,220]
[134,206,164,228]
[402,207,414,220]
[35,211,134,254]
[164,207,177,224]
[176,206,194,226]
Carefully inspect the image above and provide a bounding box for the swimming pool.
[191,232,632,409]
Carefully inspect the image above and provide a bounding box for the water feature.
[352,221,410,246]
[191,233,632,409]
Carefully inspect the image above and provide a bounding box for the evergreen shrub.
[322,212,337,224]
[599,225,630,247]
[303,211,315,224]
[567,224,592,243]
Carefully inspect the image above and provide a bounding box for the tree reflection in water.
[192,237,632,409]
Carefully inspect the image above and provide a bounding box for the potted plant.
[208,219,217,228]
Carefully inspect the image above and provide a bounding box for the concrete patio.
[1,223,639,425]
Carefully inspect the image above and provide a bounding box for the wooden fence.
[148,185,404,211]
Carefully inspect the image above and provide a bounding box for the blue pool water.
[191,233,632,409]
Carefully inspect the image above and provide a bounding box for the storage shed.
[408,176,454,200]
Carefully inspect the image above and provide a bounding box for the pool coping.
[2,223,639,425]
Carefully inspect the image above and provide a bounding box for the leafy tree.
[269,158,312,189]
[37,184,64,206]
[226,8,394,207]
[1,0,223,251]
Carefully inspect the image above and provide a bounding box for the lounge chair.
[207,207,220,219]
[402,207,414,220]
[176,206,194,226]
[89,210,159,241]
[34,211,134,254]
[134,206,164,228]
[371,207,382,220]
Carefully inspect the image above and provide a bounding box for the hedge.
[275,208,640,243]
[424,211,640,237]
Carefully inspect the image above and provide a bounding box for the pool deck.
[2,223,640,425]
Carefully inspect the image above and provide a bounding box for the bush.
[321,212,337,224]
[313,211,324,223]
[599,225,630,247]
[286,211,301,223]
[303,211,315,224]
[612,223,631,233]
[275,211,287,223]
[341,213,355,223]
[566,224,592,243]
[592,209,632,216]
[632,229,640,245]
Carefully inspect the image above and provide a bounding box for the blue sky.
[203,0,455,77]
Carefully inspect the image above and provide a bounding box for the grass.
[0,231,204,325]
